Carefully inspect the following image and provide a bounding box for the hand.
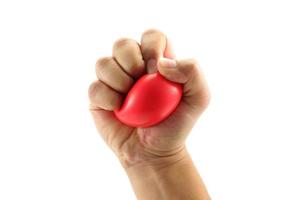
[88,29,210,168]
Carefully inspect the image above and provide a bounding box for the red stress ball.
[114,72,182,128]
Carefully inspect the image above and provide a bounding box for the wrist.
[122,146,190,184]
[122,147,190,200]
[121,147,210,200]
[119,145,188,171]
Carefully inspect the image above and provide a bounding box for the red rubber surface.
[114,73,182,127]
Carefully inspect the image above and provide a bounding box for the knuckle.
[96,57,113,68]
[142,28,163,37]
[113,38,134,49]
[88,81,99,99]
[141,29,166,60]
[187,58,199,68]
[88,81,120,110]
[95,57,115,79]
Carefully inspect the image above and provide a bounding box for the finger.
[96,57,134,93]
[113,38,145,79]
[141,29,175,73]
[158,58,210,111]
[90,108,135,154]
[88,80,123,111]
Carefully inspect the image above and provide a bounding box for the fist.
[88,29,210,167]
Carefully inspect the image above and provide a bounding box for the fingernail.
[159,58,176,68]
[147,59,157,73]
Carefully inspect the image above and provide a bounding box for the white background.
[0,0,299,199]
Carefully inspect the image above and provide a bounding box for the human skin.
[88,29,211,200]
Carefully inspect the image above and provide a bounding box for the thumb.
[158,58,211,111]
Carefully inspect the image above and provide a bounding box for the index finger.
[141,29,175,73]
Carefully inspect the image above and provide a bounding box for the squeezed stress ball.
[114,72,183,128]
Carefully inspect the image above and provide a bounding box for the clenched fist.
[88,29,210,169]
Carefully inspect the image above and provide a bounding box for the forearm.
[123,147,210,200]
